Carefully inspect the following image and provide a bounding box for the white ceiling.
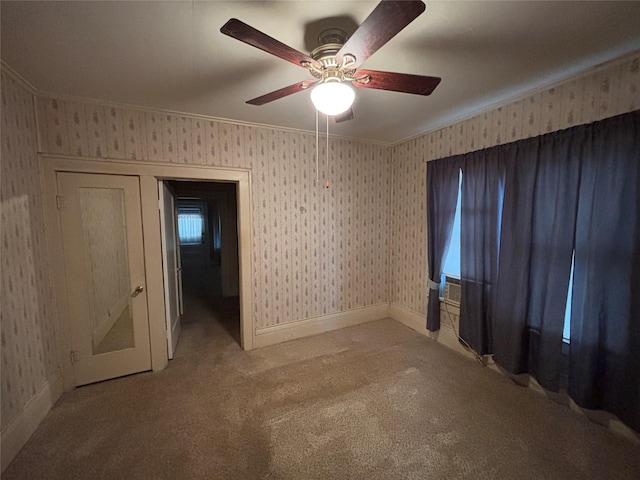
[2,1,640,144]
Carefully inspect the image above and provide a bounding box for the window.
[177,205,205,245]
[442,170,462,279]
[562,252,575,344]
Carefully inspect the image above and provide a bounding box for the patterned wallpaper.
[35,97,392,330]
[78,188,130,340]
[390,54,640,315]
[1,70,58,429]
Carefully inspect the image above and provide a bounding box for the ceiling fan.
[220,0,441,122]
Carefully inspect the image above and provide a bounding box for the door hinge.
[70,350,79,364]
[56,195,68,210]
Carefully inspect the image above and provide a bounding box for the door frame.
[42,155,255,391]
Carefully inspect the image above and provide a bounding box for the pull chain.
[325,114,330,188]
[315,109,319,184]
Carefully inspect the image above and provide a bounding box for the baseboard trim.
[1,370,63,473]
[389,303,477,361]
[254,303,390,349]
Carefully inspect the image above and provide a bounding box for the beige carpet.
[4,283,640,478]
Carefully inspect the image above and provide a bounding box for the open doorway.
[164,180,241,351]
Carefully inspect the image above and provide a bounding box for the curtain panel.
[493,130,582,391]
[426,109,640,431]
[426,155,461,331]
[568,111,640,431]
[459,150,505,355]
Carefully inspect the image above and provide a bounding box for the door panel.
[159,181,182,359]
[57,172,151,386]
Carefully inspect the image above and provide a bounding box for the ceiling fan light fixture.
[310,81,355,116]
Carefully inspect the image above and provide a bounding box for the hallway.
[179,263,242,350]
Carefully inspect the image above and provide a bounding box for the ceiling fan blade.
[336,1,426,69]
[221,18,320,69]
[334,108,354,123]
[246,80,315,106]
[353,69,441,96]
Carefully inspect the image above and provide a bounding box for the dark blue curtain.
[459,150,504,355]
[490,142,536,372]
[569,111,640,431]
[492,131,582,391]
[426,156,461,331]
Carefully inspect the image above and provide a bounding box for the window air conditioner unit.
[442,275,461,306]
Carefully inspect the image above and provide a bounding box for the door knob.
[132,285,144,296]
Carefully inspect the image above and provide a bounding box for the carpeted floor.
[4,268,640,478]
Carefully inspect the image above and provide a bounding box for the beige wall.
[0,71,59,430]
[221,188,239,297]
[390,53,640,316]
[34,96,392,330]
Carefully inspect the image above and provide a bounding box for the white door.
[159,181,183,359]
[57,172,151,386]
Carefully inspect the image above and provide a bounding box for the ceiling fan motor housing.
[308,28,357,82]
[311,28,347,61]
